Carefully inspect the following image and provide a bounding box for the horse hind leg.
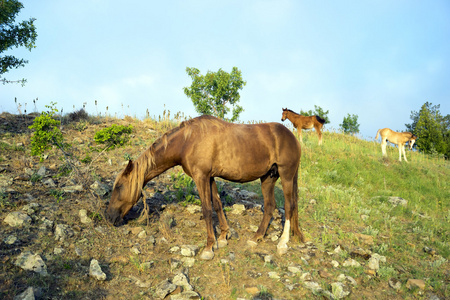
[400,144,408,162]
[277,168,303,255]
[381,139,387,157]
[211,179,229,248]
[248,168,278,247]
[315,124,323,145]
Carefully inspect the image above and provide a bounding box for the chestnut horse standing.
[106,115,303,260]
[281,108,326,145]
[375,128,417,162]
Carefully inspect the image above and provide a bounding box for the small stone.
[287,265,302,274]
[331,260,340,268]
[331,282,350,299]
[13,287,36,300]
[79,209,93,224]
[300,272,312,281]
[319,269,332,278]
[14,251,48,275]
[155,279,177,299]
[354,233,374,245]
[231,204,246,215]
[186,205,202,214]
[406,279,426,290]
[54,224,74,242]
[181,257,196,268]
[173,273,193,291]
[268,272,280,279]
[4,235,17,245]
[303,281,322,294]
[131,246,141,255]
[89,259,106,281]
[42,178,56,188]
[388,196,408,207]
[37,166,46,177]
[180,245,199,257]
[53,247,65,255]
[343,258,361,267]
[4,211,32,227]
[389,278,402,290]
[62,185,84,193]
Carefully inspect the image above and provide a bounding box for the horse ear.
[123,160,134,176]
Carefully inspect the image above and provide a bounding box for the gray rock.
[39,217,53,231]
[186,205,202,214]
[13,287,36,300]
[0,174,13,187]
[155,279,177,299]
[343,258,361,267]
[4,235,18,245]
[303,281,323,294]
[42,178,56,188]
[388,197,408,207]
[180,245,199,257]
[89,180,110,196]
[79,209,93,224]
[4,211,32,227]
[62,185,84,193]
[170,291,201,300]
[54,224,74,242]
[173,273,193,291]
[89,259,106,281]
[240,190,259,200]
[36,166,46,177]
[331,282,350,299]
[14,251,48,275]
[231,204,246,215]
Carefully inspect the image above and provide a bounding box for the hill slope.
[0,113,448,299]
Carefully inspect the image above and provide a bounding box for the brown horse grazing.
[375,128,417,162]
[106,115,303,260]
[281,108,326,145]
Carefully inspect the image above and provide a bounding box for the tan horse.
[106,115,303,260]
[281,108,326,145]
[375,128,417,162]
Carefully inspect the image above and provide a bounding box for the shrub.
[94,124,133,150]
[29,102,65,157]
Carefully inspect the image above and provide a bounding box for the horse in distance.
[105,115,303,260]
[281,108,326,145]
[375,128,417,162]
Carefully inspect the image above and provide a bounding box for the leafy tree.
[407,102,448,157]
[339,113,360,135]
[300,105,330,125]
[0,0,37,85]
[184,67,246,122]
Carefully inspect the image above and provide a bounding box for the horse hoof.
[218,239,228,248]
[200,250,214,260]
[247,240,258,248]
[277,243,288,255]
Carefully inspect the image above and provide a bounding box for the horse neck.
[140,131,182,183]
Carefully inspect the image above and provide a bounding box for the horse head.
[105,160,142,226]
[281,108,288,122]
[409,134,417,150]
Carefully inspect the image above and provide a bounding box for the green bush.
[29,102,64,156]
[94,124,133,150]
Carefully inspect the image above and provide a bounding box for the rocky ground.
[0,112,444,299]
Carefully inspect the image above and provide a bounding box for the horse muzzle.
[105,208,124,226]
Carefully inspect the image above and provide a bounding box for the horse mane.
[284,108,298,115]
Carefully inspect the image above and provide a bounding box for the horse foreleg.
[401,145,408,162]
[298,128,303,144]
[194,175,216,260]
[211,180,229,248]
[248,174,277,247]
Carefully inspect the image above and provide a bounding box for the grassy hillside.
[0,111,448,299]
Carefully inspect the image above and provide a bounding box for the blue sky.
[2,0,449,139]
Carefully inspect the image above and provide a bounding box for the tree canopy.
[0,0,37,85]
[300,105,330,125]
[183,67,246,122]
[339,113,360,135]
[406,102,449,158]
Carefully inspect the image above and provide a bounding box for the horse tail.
[315,115,326,125]
[375,129,380,140]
